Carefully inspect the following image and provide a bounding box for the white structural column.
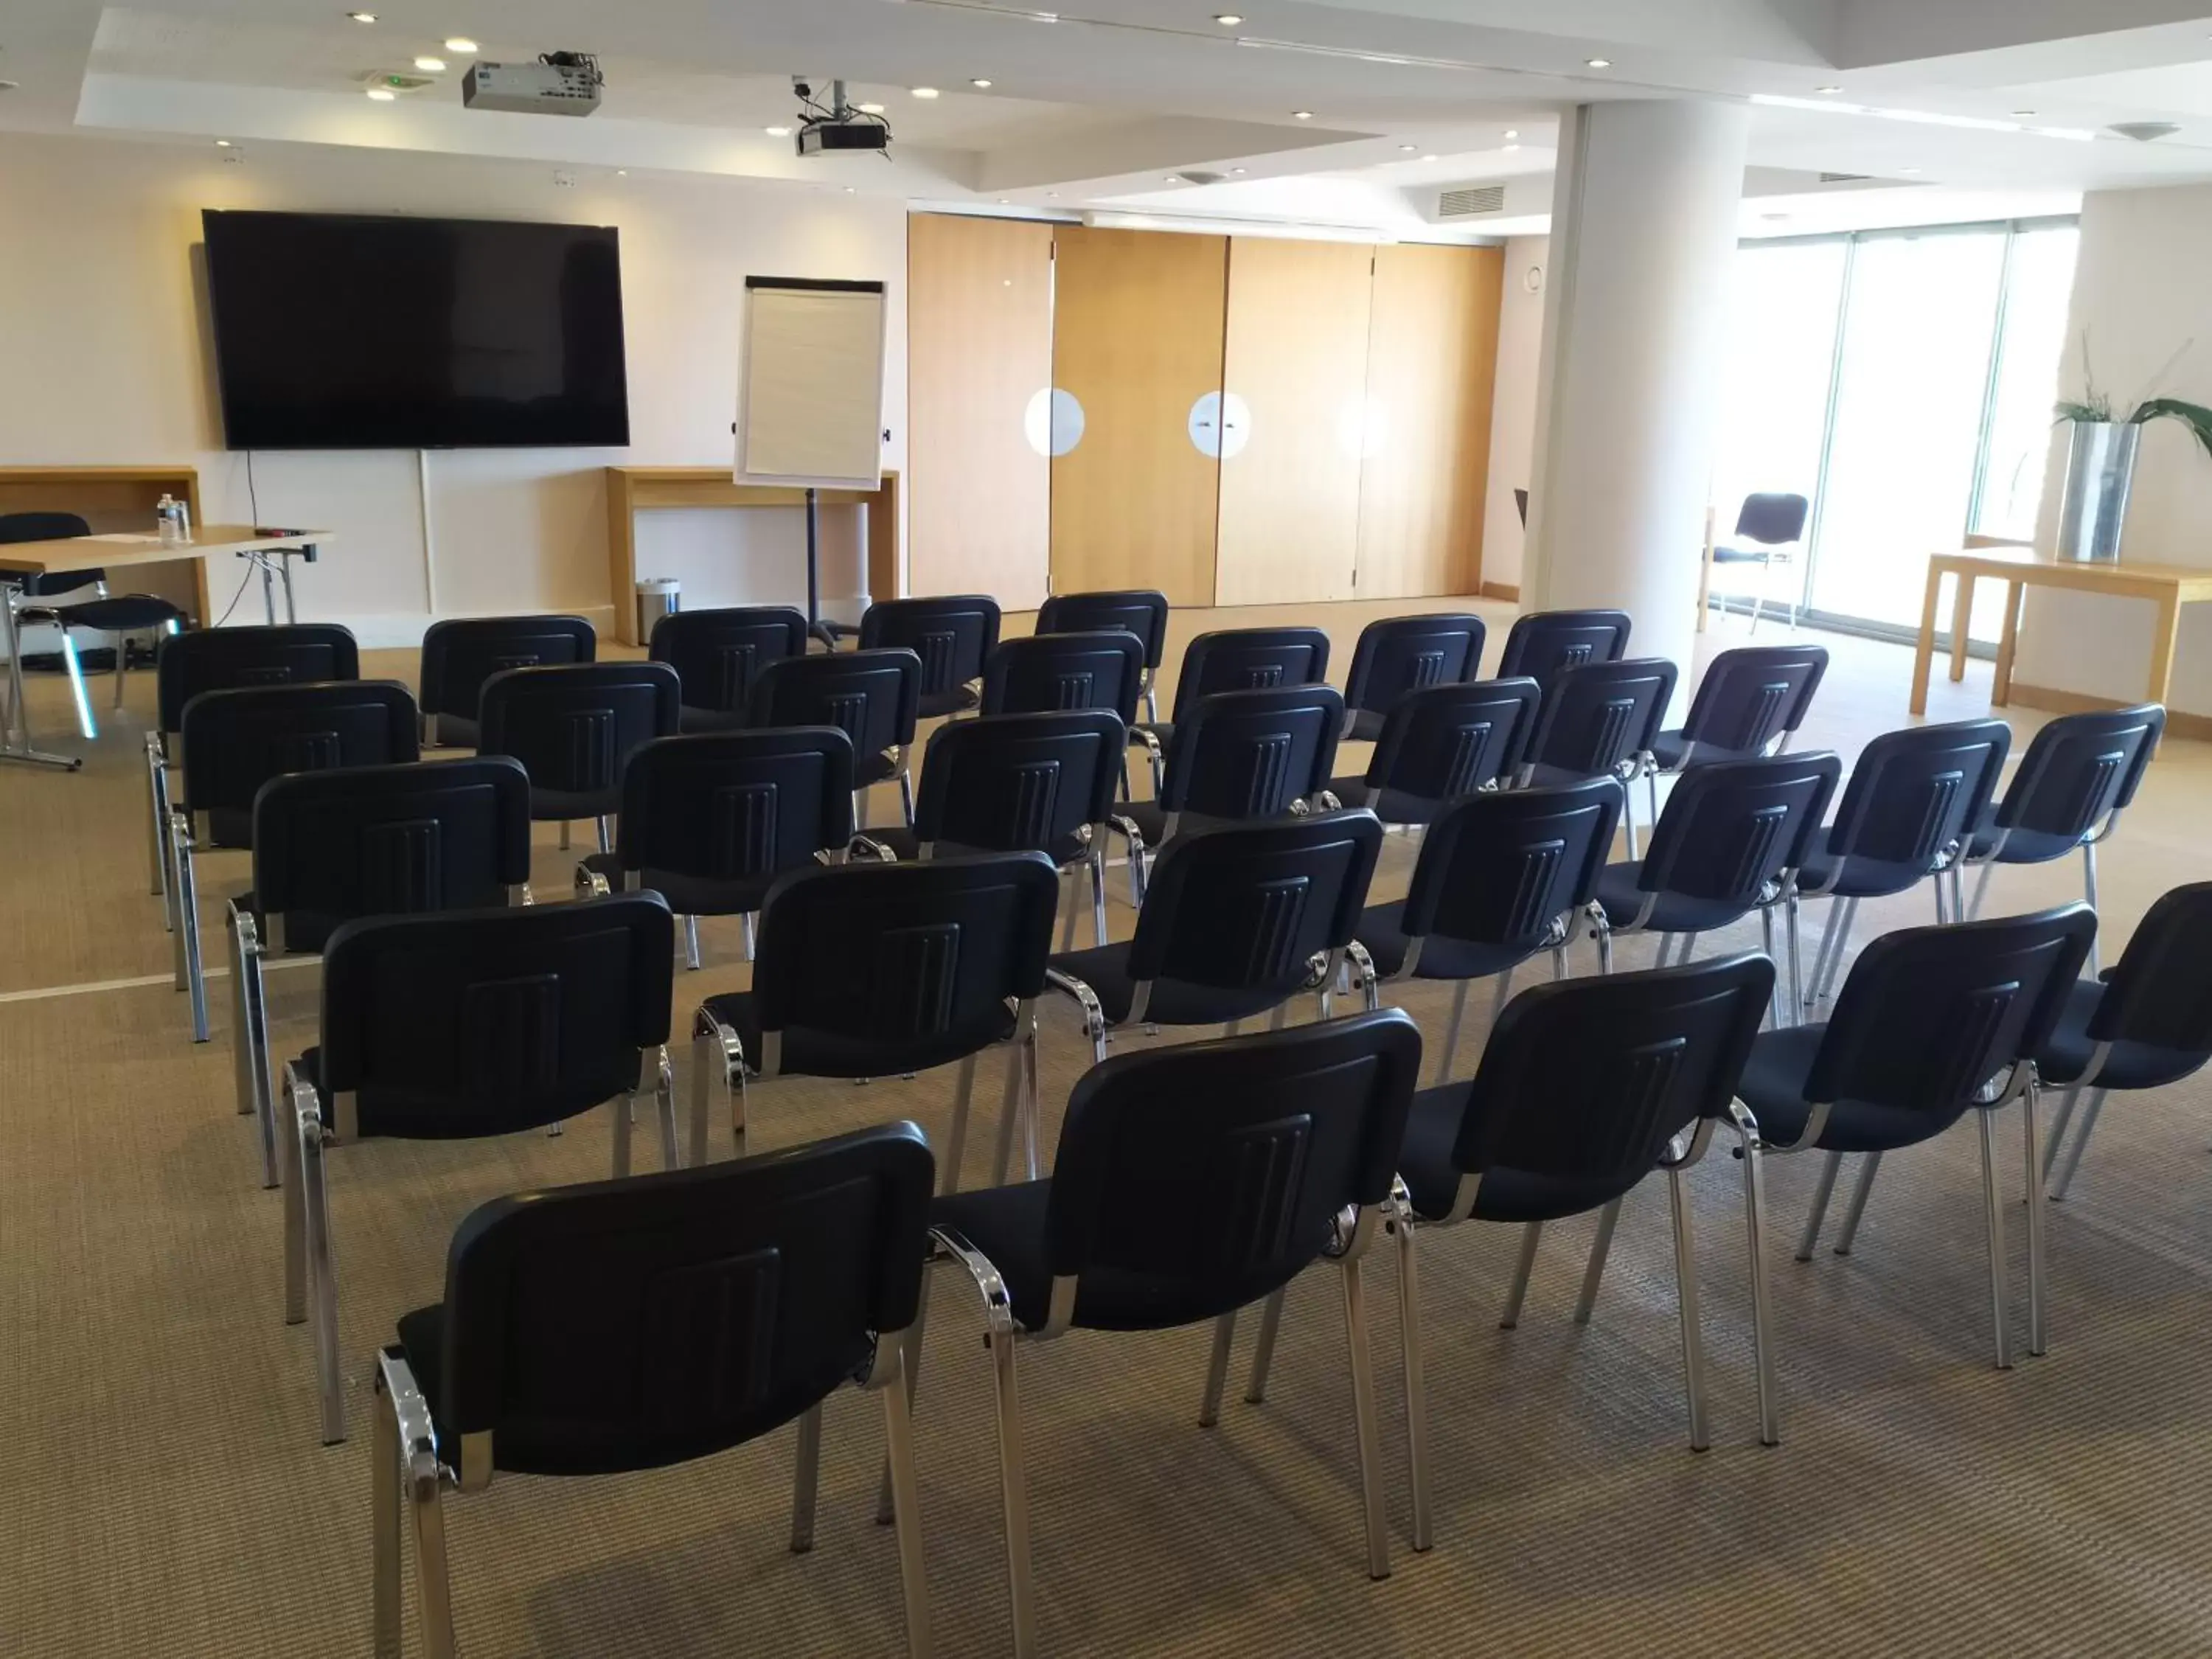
[1526,100,1752,686]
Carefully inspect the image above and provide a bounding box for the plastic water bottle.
[154,495,182,544]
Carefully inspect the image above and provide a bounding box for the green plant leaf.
[2130,396,2212,462]
[2054,398,2112,424]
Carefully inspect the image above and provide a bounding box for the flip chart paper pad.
[735,277,887,490]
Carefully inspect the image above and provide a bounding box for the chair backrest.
[860,595,1002,704]
[1159,684,1346,821]
[1342,613,1488,723]
[981,630,1146,723]
[649,606,809,715]
[1676,644,1829,757]
[1166,626,1331,724]
[751,852,1062,1057]
[432,1121,934,1476]
[478,662,681,810]
[418,615,595,722]
[1449,954,1775,1186]
[1130,811,1384,991]
[1809,905,2098,1113]
[1042,1009,1422,1301]
[612,728,855,887]
[1035,589,1169,672]
[156,624,361,734]
[1633,751,1840,908]
[1992,704,2165,841]
[1735,493,1810,546]
[1494,609,1632,699]
[2090,881,2212,1052]
[1363,677,1542,810]
[178,681,420,824]
[1402,779,1622,951]
[0,511,100,595]
[1820,718,2011,876]
[250,757,532,925]
[318,892,675,1132]
[911,712,1124,857]
[747,648,922,760]
[1521,656,1677,778]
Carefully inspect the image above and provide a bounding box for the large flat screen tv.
[202,209,630,450]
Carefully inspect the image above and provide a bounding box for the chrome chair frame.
[1590,880,1806,1029]
[13,575,182,742]
[1048,936,1379,1064]
[1374,917,1576,1087]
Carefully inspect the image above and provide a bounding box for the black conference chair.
[1492,608,1632,701]
[372,1123,936,1659]
[858,711,1130,953]
[926,1009,1426,1650]
[1751,905,2096,1371]
[1340,613,1488,742]
[1710,493,1810,632]
[692,852,1061,1185]
[228,757,535,1188]
[1645,644,1828,821]
[1325,677,1542,827]
[1796,719,2012,1009]
[747,647,923,829]
[1517,655,1675,858]
[576,726,857,971]
[1034,588,1169,722]
[1591,751,1839,1021]
[2039,882,2212,1200]
[417,613,594,748]
[169,680,420,1043]
[1395,954,1778,1449]
[1964,703,2164,975]
[649,605,809,733]
[1047,811,1385,1054]
[0,510,185,742]
[1357,779,1624,1083]
[283,893,679,1444]
[1135,625,1331,790]
[861,594,1002,719]
[477,660,682,852]
[981,630,1145,723]
[146,622,360,925]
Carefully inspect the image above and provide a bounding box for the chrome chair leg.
[1621,777,1640,862]
[560,820,571,851]
[1499,1221,1542,1329]
[145,738,170,904]
[1834,1151,1882,1256]
[1732,1108,1781,1446]
[296,1088,346,1443]
[1666,1167,1711,1452]
[899,767,917,828]
[408,1450,459,1659]
[990,1013,1030,1187]
[650,1047,679,1170]
[2023,1082,2048,1357]
[283,1073,310,1329]
[2082,841,2101,977]
[789,1402,824,1552]
[595,814,613,855]
[1967,857,1997,922]
[682,914,702,971]
[372,1372,403,1659]
[1338,1256,1392,1580]
[1090,849,1109,947]
[1795,1150,1843,1262]
[2041,1085,2082,1183]
[58,630,95,740]
[170,811,209,1042]
[879,1350,936,1659]
[742,911,758,961]
[111,631,129,711]
[1432,980,1471,1086]
[1244,1287,1286,1404]
[987,1324,1040,1659]
[1057,866,1079,953]
[1978,1111,2012,1369]
[1933,870,1950,925]
[1573,1198,1621,1324]
[2049,1087,2107,1201]
[1198,1310,1237,1427]
[1391,1188,1433,1552]
[1761,908,1782,1026]
[941,1053,979,1197]
[1784,890,1804,1023]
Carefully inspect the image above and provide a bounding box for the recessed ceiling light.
[1046,189,1057,197]
[857,101,886,114]
[2012,109,2038,117]
[346,10,377,21]
[444,37,477,53]
[1585,57,1611,68]
[1503,128,1520,139]
[1214,13,1243,24]
[970,77,992,88]
[911,86,939,98]
[1229,165,1247,173]
[1422,153,1439,161]
[616,169,627,176]
[844,185,856,192]
[214,138,233,147]
[1398,142,1416,151]
[1292,109,1312,119]
[1164,175,1180,182]
[414,55,445,72]
[998,197,1010,204]
[366,86,395,100]
[1815,85,1843,94]
[765,125,791,136]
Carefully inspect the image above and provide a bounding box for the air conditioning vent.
[1438,184,1506,218]
[1818,171,1872,184]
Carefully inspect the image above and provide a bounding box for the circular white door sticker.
[1026,388,1085,457]
[1188,391,1251,459]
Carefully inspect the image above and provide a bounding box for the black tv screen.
[202,209,630,450]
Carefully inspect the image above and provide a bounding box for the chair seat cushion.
[1796,825,1939,901]
[1735,1024,1972,1152]
[698,989,1014,1081]
[431,713,479,749]
[1649,731,1766,773]
[1397,1085,1645,1222]
[1966,809,2084,866]
[855,747,900,787]
[1326,774,1448,826]
[577,852,771,918]
[288,1047,613,1140]
[1345,707,1387,743]
[917,685,981,720]
[930,1180,1314,1333]
[864,824,1091,869]
[530,785,620,822]
[2031,976,2211,1091]
[1355,900,1544,984]
[1594,861,1755,936]
[676,703,752,735]
[1048,944,1311,1029]
[1523,759,1627,790]
[52,596,184,631]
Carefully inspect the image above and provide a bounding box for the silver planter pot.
[2054,420,2140,563]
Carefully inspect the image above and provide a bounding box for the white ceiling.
[11,0,2212,234]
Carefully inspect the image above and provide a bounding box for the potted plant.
[2053,341,2212,562]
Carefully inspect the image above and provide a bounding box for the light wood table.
[1909,546,2212,715]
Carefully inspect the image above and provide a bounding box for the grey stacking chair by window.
[1492,608,1632,702]
[860,594,1001,719]
[1340,613,1487,742]
[477,660,681,853]
[1644,643,1827,823]
[925,1009,1425,1655]
[283,893,679,1443]
[1034,588,1169,721]
[1710,493,1810,631]
[1324,677,1541,828]
[1746,905,2096,1371]
[1394,954,1779,1447]
[0,511,186,742]
[649,605,809,733]
[371,1121,936,1659]
[417,613,594,748]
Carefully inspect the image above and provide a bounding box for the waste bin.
[635,577,680,639]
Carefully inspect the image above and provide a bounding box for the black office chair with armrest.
[0,510,186,742]
[417,613,594,748]
[1493,608,1632,701]
[1644,643,1828,821]
[1325,677,1541,827]
[169,679,420,1043]
[1397,954,1778,1446]
[861,594,1002,719]
[925,1008,1426,1653]
[1340,613,1488,742]
[1710,493,1809,632]
[746,647,923,830]
[649,605,810,733]
[229,756,534,1188]
[1133,625,1331,793]
[283,892,679,1444]
[477,660,681,853]
[1034,588,1168,721]
[1517,655,1675,858]
[372,1121,937,1659]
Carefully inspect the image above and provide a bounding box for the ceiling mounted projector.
[462,52,604,116]
[793,78,891,156]
[2110,121,2180,142]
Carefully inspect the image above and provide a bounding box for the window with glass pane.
[1974,224,2082,543]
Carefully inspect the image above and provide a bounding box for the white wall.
[1481,234,1547,594]
[2016,182,2212,713]
[0,132,907,644]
